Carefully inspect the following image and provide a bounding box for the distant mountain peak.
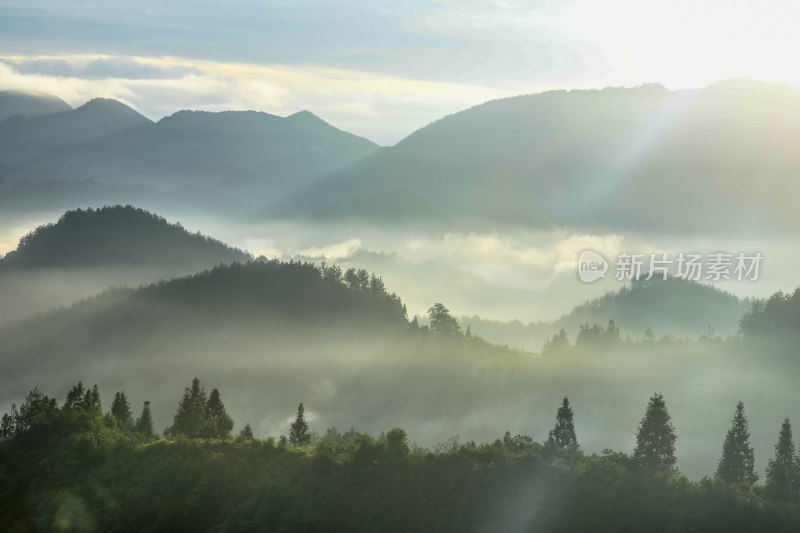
[74,98,149,121]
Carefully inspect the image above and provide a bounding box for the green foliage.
[427,302,461,335]
[167,378,209,439]
[110,391,133,426]
[634,393,677,469]
[289,403,311,446]
[204,388,234,441]
[766,418,799,502]
[546,397,578,450]
[135,401,154,440]
[2,384,800,531]
[716,402,757,486]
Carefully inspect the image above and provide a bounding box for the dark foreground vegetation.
[3,382,800,532]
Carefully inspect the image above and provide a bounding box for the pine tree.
[135,401,154,439]
[168,378,207,438]
[82,384,102,412]
[546,397,578,450]
[634,393,677,468]
[289,403,311,445]
[427,303,462,335]
[239,423,254,439]
[204,388,234,441]
[766,418,798,501]
[716,402,757,486]
[111,391,133,426]
[0,405,16,438]
[63,382,85,410]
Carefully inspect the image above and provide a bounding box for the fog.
[1,209,799,481]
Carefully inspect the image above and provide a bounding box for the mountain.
[0,98,152,166]
[282,80,800,232]
[0,90,71,121]
[0,205,250,269]
[0,205,251,326]
[0,92,379,215]
[463,278,748,351]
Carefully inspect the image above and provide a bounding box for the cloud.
[8,57,202,80]
[0,54,521,144]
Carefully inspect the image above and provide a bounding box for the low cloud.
[0,54,521,144]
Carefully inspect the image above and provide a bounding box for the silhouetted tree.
[16,388,58,432]
[240,423,254,439]
[634,393,677,469]
[111,391,133,426]
[168,378,207,438]
[386,428,410,457]
[766,418,799,501]
[0,405,16,437]
[135,401,154,439]
[63,382,86,410]
[546,397,578,449]
[716,402,757,486]
[82,385,102,412]
[289,403,311,445]
[427,303,461,335]
[542,329,570,355]
[204,388,234,441]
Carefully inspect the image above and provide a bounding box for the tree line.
[2,380,800,500]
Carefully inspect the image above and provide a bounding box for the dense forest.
[0,205,250,269]
[3,381,800,532]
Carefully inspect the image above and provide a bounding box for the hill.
[0,260,495,437]
[0,205,250,269]
[0,90,71,121]
[463,278,748,351]
[0,205,251,326]
[282,80,800,232]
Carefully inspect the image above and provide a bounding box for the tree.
[111,391,133,426]
[168,378,208,438]
[82,385,102,412]
[427,303,461,335]
[546,397,578,450]
[0,405,17,438]
[386,428,410,457]
[716,402,757,486]
[63,382,86,410]
[289,403,311,445]
[204,388,234,441]
[542,329,570,355]
[766,418,798,501]
[634,393,677,469]
[135,401,154,439]
[16,388,58,432]
[239,423,254,439]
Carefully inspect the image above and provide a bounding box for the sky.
[0,0,798,144]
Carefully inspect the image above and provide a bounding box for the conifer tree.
[546,397,578,449]
[204,388,234,441]
[289,403,311,445]
[766,418,799,501]
[240,423,254,439]
[82,384,102,412]
[63,382,85,410]
[111,391,133,426]
[634,393,677,468]
[0,405,16,438]
[168,378,207,438]
[716,402,757,486]
[135,401,154,439]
